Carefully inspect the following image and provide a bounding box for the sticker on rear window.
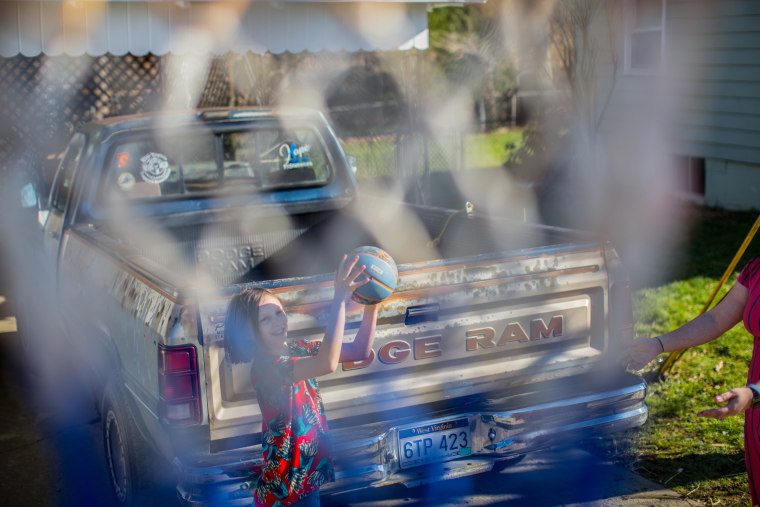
[140,152,171,184]
[117,172,136,191]
[279,143,313,170]
[117,151,131,168]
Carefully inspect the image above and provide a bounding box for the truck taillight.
[158,344,201,426]
[611,282,634,340]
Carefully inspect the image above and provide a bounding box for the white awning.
[0,1,482,57]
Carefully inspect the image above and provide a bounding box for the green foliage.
[340,129,524,179]
[428,5,518,123]
[464,129,523,169]
[589,207,760,506]
[339,136,397,179]
[503,124,570,182]
[429,5,497,64]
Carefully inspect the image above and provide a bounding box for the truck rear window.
[101,125,331,202]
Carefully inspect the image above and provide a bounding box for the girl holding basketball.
[224,254,379,507]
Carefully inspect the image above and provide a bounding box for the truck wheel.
[101,381,159,507]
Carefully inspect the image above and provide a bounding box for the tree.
[549,0,622,166]
[429,4,519,129]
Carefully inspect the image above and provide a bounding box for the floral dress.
[251,340,335,507]
[738,257,760,504]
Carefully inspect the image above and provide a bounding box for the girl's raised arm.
[339,304,379,363]
[292,255,367,382]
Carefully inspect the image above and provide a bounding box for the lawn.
[340,128,523,178]
[594,206,760,506]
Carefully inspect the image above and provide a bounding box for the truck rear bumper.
[176,371,646,505]
[326,371,646,492]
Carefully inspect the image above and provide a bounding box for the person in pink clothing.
[624,257,760,504]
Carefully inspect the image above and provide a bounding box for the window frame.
[95,122,333,210]
[624,0,667,75]
[50,133,85,213]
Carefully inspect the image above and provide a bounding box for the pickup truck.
[30,107,646,506]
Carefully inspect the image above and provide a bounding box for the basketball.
[347,246,398,305]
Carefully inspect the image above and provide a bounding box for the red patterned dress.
[738,257,760,504]
[251,340,335,506]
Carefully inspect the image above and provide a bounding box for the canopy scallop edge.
[0,0,482,57]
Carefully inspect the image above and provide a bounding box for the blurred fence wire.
[0,52,513,204]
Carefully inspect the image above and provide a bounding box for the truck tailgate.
[200,243,611,450]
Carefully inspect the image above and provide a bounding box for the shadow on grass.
[584,436,751,505]
[629,451,746,487]
[669,206,760,283]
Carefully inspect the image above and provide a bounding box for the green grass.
[462,129,523,169]
[339,128,523,179]
[591,205,760,506]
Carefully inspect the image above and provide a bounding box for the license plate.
[398,418,472,468]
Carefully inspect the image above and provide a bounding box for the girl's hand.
[621,337,664,371]
[697,387,754,420]
[334,254,369,301]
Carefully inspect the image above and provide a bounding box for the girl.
[224,255,379,507]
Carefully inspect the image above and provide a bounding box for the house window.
[625,0,666,73]
[673,155,705,196]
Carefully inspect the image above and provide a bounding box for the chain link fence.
[0,51,514,204]
[0,54,234,178]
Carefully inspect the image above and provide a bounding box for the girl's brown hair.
[223,287,278,364]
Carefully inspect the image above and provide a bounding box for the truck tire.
[101,380,160,507]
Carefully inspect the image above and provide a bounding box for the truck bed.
[97,195,591,289]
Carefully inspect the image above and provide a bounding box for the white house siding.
[599,0,760,210]
[669,0,760,210]
[0,1,433,57]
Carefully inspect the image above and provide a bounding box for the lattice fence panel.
[200,57,234,108]
[88,54,164,118]
[0,51,437,193]
[0,54,234,178]
[0,56,89,177]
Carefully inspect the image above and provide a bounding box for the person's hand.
[697,387,754,420]
[334,254,369,301]
[621,337,663,371]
